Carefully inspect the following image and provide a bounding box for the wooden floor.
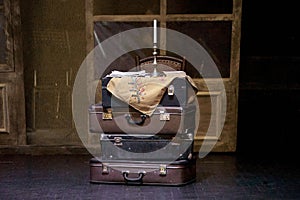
[0,153,299,199]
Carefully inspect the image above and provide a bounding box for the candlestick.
[153,19,157,45]
[151,19,165,77]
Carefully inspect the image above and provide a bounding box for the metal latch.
[114,137,123,146]
[103,110,113,120]
[159,165,167,176]
[102,164,109,174]
[168,84,175,96]
[159,110,170,121]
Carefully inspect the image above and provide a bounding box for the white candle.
[153,19,157,44]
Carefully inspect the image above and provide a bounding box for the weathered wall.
[21,0,86,145]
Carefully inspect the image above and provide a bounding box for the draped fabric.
[106,71,198,116]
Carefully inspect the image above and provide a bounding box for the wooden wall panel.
[0,83,8,133]
[195,91,222,141]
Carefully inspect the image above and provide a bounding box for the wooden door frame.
[0,0,26,146]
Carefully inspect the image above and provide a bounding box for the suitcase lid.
[90,157,196,167]
[100,132,193,140]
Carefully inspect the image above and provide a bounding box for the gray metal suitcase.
[99,133,194,161]
[89,158,196,186]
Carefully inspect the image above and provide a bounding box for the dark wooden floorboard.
[0,154,299,199]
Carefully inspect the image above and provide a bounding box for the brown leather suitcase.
[99,133,194,161]
[89,104,196,135]
[89,158,196,186]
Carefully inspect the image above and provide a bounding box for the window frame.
[86,0,241,80]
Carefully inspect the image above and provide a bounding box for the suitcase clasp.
[159,111,170,121]
[168,84,175,96]
[159,164,167,176]
[114,137,123,146]
[102,164,109,174]
[103,110,113,120]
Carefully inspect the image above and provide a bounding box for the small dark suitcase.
[99,133,194,161]
[89,104,196,135]
[89,158,196,186]
[102,76,195,108]
[101,77,127,108]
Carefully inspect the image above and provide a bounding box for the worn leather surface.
[90,158,196,185]
[89,104,196,134]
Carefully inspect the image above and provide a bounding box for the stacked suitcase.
[89,73,197,186]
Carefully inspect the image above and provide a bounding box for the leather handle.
[125,114,147,126]
[122,172,145,183]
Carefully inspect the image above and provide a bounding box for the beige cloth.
[107,72,198,116]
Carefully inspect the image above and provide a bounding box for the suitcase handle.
[122,171,145,183]
[125,114,147,126]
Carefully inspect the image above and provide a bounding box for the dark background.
[237,1,299,159]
